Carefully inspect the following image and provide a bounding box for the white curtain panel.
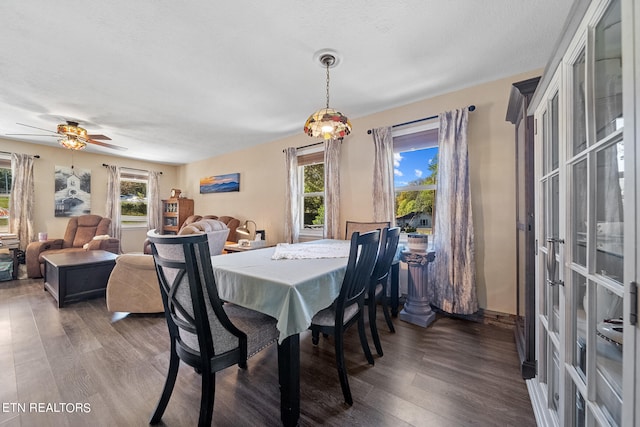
[372,126,396,224]
[104,165,122,245]
[284,147,300,243]
[430,108,478,315]
[147,170,162,232]
[323,138,341,240]
[9,153,35,249]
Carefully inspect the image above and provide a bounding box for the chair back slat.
[372,227,401,284]
[335,230,380,319]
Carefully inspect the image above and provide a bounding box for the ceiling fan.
[7,121,127,151]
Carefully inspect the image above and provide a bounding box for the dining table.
[211,239,351,427]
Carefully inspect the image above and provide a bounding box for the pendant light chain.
[325,61,330,109]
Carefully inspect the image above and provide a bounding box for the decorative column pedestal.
[399,250,436,328]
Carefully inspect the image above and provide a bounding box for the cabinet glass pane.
[551,94,559,170]
[595,284,622,426]
[540,251,548,318]
[573,271,587,379]
[550,174,560,330]
[551,174,559,239]
[540,177,547,246]
[542,110,549,174]
[574,385,586,427]
[540,328,548,385]
[572,159,588,266]
[550,347,560,412]
[595,141,624,282]
[550,277,560,334]
[573,49,587,155]
[594,0,622,141]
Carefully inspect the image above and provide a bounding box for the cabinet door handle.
[546,237,564,286]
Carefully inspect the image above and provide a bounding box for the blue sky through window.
[394,147,438,188]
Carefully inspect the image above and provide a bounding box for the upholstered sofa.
[106,219,229,313]
[182,215,241,242]
[26,215,120,279]
[144,214,241,254]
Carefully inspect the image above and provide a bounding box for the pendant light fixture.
[304,52,352,140]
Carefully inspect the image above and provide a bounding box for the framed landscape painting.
[200,173,240,193]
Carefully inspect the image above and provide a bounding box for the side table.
[399,250,436,327]
[0,240,20,279]
[42,250,117,308]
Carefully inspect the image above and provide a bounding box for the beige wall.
[0,139,178,253]
[3,68,540,314]
[180,69,542,315]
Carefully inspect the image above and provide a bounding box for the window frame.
[119,168,149,229]
[297,146,325,239]
[0,154,11,233]
[392,121,440,237]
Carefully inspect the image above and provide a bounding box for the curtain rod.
[102,163,162,174]
[0,150,40,158]
[366,104,476,135]
[282,141,323,153]
[282,138,347,153]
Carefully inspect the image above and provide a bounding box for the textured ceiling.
[0,0,574,165]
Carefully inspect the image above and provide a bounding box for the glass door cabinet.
[528,0,638,425]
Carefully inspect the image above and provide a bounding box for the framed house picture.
[54,166,91,216]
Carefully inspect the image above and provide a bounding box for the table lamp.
[236,220,257,240]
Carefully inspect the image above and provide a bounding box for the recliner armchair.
[26,214,119,278]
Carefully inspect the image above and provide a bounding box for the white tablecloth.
[211,240,350,343]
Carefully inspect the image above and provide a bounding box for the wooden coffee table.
[42,250,118,308]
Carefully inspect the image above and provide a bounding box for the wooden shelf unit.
[161,198,194,234]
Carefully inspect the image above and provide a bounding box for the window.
[393,123,439,234]
[0,156,11,233]
[120,169,148,227]
[298,148,324,235]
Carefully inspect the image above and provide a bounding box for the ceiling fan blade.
[87,139,127,151]
[16,122,59,135]
[87,134,112,140]
[6,133,57,137]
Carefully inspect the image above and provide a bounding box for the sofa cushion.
[116,253,157,270]
[65,215,112,248]
[177,220,230,255]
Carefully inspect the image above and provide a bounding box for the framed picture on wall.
[54,166,91,217]
[199,173,240,193]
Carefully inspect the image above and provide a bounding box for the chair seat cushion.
[364,283,383,301]
[311,301,359,327]
[223,304,279,357]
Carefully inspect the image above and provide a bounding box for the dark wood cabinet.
[506,76,539,379]
[161,198,194,234]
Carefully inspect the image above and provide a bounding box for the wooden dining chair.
[366,227,401,357]
[147,233,279,427]
[345,220,390,240]
[309,230,380,406]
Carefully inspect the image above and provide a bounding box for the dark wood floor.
[0,278,535,427]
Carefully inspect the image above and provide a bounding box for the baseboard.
[479,308,517,328]
[430,306,516,329]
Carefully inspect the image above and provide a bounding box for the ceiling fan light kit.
[59,135,87,150]
[304,50,352,141]
[57,122,88,150]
